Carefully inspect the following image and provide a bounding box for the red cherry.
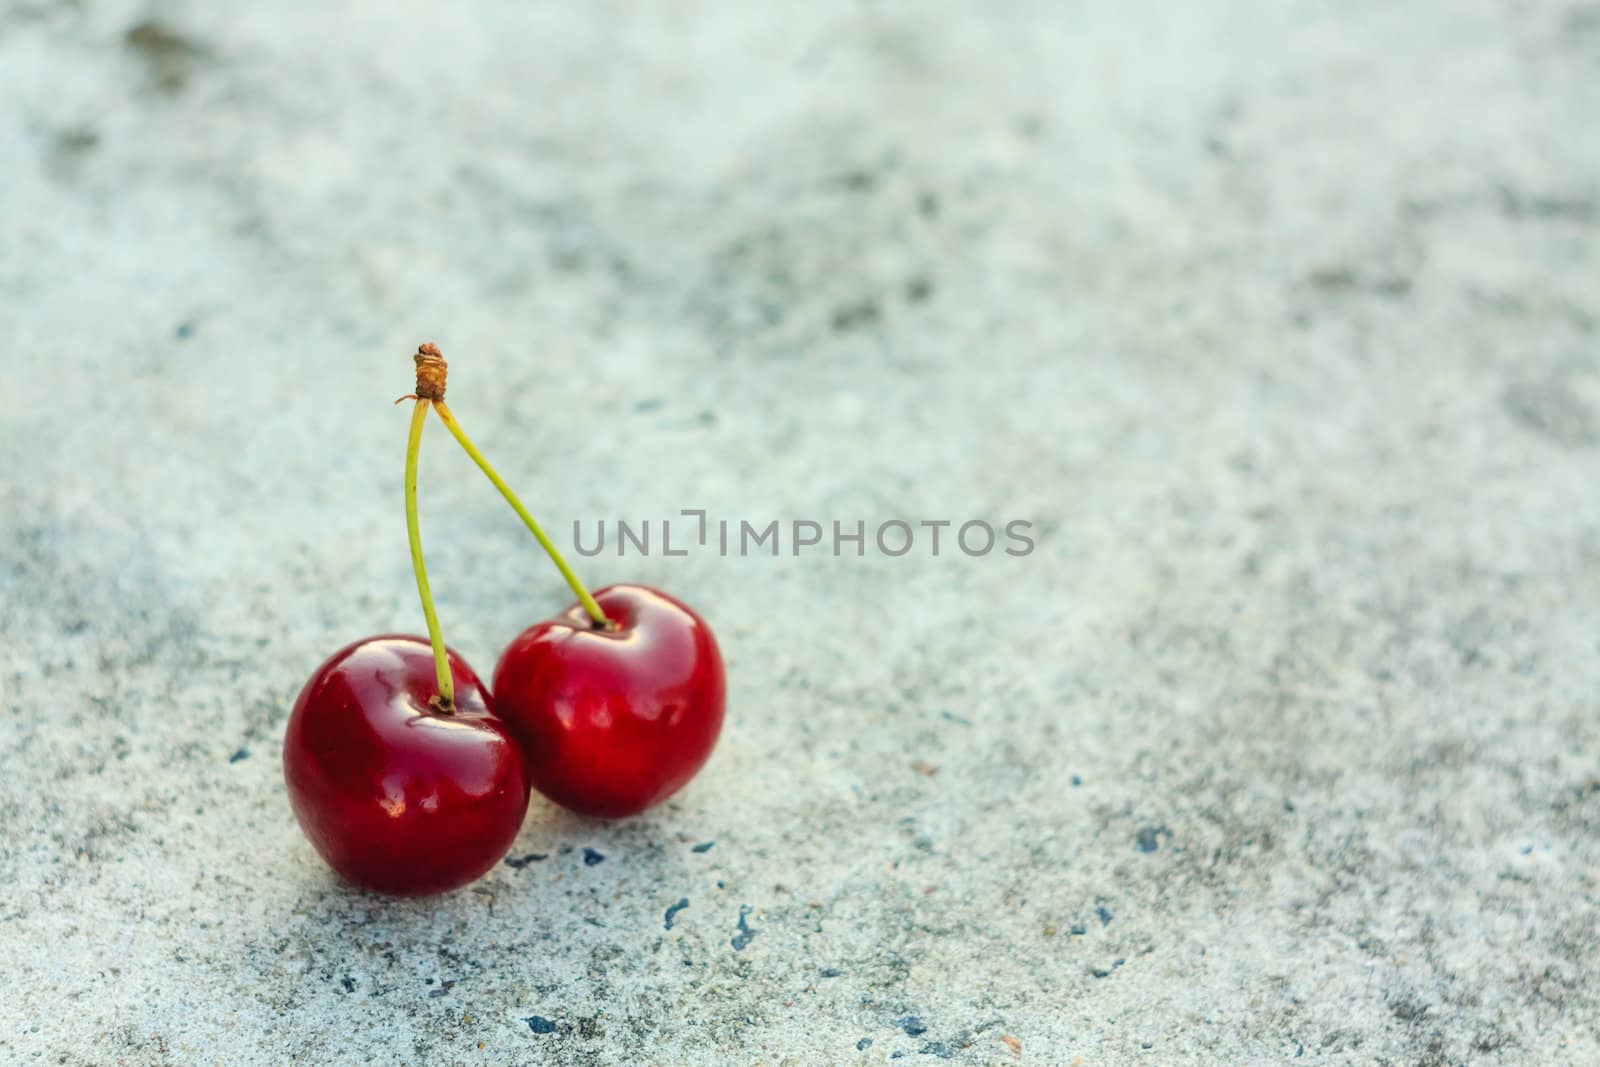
[284,635,529,896]
[492,584,725,818]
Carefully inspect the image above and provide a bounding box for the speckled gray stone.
[4,2,1599,1064]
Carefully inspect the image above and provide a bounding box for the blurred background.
[4,2,1598,1064]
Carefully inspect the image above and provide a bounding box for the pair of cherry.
[283,347,725,896]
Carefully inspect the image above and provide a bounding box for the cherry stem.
[405,397,455,710]
[431,399,612,629]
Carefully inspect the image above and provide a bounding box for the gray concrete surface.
[4,2,1599,1064]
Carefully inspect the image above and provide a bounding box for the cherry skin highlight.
[284,636,529,895]
[492,584,725,818]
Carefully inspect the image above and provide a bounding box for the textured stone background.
[4,2,1599,1064]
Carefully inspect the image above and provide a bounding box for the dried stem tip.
[413,343,447,400]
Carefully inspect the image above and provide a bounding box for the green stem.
[405,398,454,708]
[432,399,611,628]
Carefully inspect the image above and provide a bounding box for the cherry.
[412,349,726,817]
[393,350,726,819]
[283,636,528,895]
[492,584,725,817]
[282,346,528,895]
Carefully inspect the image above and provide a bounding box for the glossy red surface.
[283,636,529,895]
[493,584,725,818]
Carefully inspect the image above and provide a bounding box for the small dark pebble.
[175,321,195,340]
[831,298,882,333]
[525,1015,557,1034]
[55,127,99,157]
[340,976,355,993]
[838,168,876,192]
[819,967,842,978]
[1070,774,1083,786]
[505,853,548,870]
[1069,922,1087,936]
[1091,957,1126,979]
[891,1052,906,1060]
[664,898,689,931]
[731,905,758,950]
[857,1037,873,1050]
[692,841,715,853]
[716,880,726,889]
[899,1016,927,1037]
[920,1041,955,1059]
[1095,905,1113,925]
[228,747,249,764]
[583,848,606,867]
[1135,825,1167,853]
